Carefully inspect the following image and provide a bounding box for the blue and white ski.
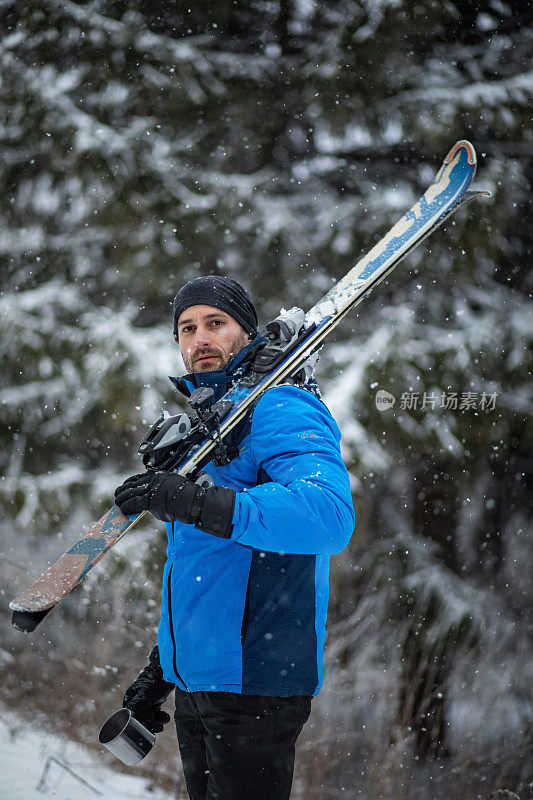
[10,140,489,632]
[176,140,489,475]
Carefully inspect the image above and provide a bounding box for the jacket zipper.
[167,522,187,690]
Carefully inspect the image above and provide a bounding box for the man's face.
[177,304,251,373]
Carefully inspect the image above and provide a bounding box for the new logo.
[375,390,396,411]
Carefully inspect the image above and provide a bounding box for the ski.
[10,140,490,632]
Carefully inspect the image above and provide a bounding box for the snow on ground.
[1,707,176,800]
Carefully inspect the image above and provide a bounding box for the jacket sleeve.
[230,385,355,555]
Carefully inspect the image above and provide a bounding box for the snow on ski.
[10,140,490,633]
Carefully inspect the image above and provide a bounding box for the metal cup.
[98,708,155,766]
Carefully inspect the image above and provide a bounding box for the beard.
[182,329,250,374]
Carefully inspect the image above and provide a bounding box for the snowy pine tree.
[1,1,531,797]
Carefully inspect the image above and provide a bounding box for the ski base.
[9,505,142,628]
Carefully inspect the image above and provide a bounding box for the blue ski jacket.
[157,361,355,697]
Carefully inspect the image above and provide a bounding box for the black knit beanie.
[173,276,258,338]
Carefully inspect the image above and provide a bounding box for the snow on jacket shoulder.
[157,383,355,697]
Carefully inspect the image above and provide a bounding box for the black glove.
[123,646,175,734]
[114,471,235,538]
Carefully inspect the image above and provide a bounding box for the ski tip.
[463,189,492,202]
[11,607,51,633]
[444,140,476,167]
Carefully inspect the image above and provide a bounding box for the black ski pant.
[174,688,312,800]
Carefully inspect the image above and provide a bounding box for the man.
[114,275,355,800]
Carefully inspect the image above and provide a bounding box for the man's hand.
[123,646,175,734]
[115,471,201,523]
[114,471,236,538]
